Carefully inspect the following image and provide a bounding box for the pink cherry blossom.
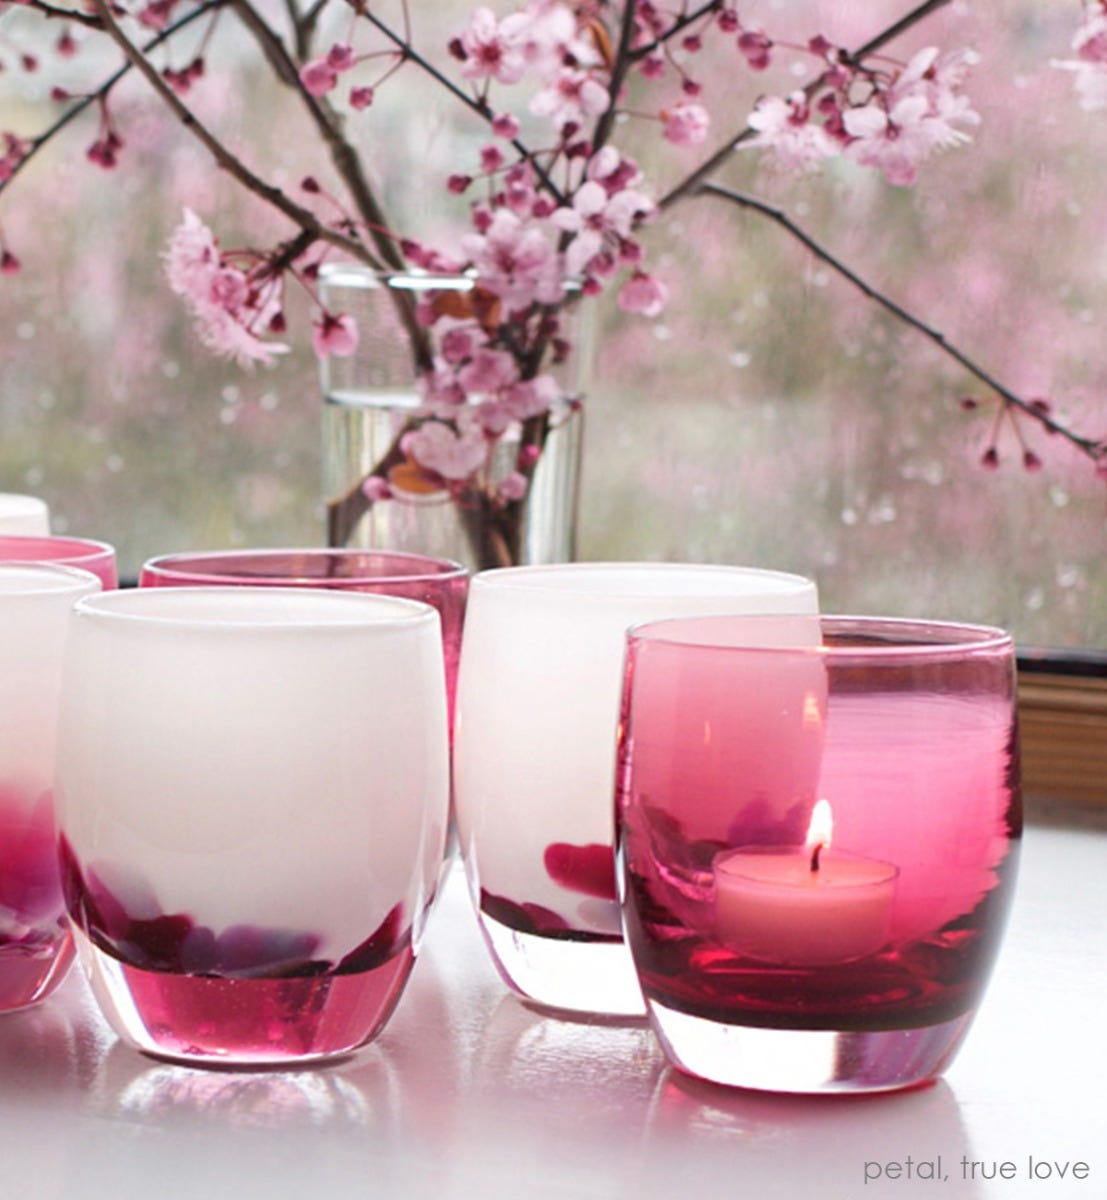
[326,44,356,71]
[361,476,393,503]
[300,57,338,97]
[1055,7,1107,110]
[531,67,610,130]
[840,47,980,186]
[438,319,488,365]
[553,181,654,279]
[458,7,527,85]
[617,271,669,317]
[461,208,564,312]
[747,93,838,173]
[737,29,773,71]
[402,421,488,481]
[498,472,529,502]
[662,102,710,147]
[458,346,519,394]
[492,112,522,139]
[0,133,30,183]
[312,312,359,358]
[165,210,289,367]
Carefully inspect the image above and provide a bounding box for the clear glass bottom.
[0,933,74,1013]
[478,908,646,1018]
[648,999,975,1094]
[76,930,414,1068]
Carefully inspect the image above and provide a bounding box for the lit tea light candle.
[714,800,897,966]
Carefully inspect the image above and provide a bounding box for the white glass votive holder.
[56,587,449,1067]
[453,563,819,1017]
[0,564,101,1011]
[0,494,50,535]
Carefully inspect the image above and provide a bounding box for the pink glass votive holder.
[0,563,102,1012]
[0,535,118,590]
[616,615,1021,1094]
[139,549,467,728]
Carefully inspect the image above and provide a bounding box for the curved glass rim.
[0,561,102,597]
[0,533,116,564]
[140,547,468,587]
[73,586,439,632]
[0,493,49,515]
[471,562,817,601]
[317,261,584,297]
[626,614,1014,662]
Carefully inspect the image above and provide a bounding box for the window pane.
[1,2,1103,647]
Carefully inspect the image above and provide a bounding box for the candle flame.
[806,799,833,852]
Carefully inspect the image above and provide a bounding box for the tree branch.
[699,183,1104,461]
[87,0,372,264]
[0,1,223,199]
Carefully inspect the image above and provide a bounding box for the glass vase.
[319,265,587,573]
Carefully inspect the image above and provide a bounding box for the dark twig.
[700,183,1104,460]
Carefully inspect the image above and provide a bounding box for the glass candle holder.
[0,564,102,1012]
[139,549,467,730]
[616,615,1021,1094]
[453,563,818,1017]
[56,587,450,1068]
[0,494,50,535]
[0,535,118,589]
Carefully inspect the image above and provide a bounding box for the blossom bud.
[738,30,773,71]
[1023,450,1043,472]
[349,86,374,111]
[1,249,21,275]
[301,176,321,193]
[718,9,739,33]
[980,447,1000,470]
[447,174,472,195]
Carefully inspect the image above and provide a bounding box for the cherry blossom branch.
[19,1,104,30]
[853,0,953,59]
[0,2,223,198]
[658,0,955,213]
[228,0,405,270]
[87,0,372,265]
[699,182,1105,462]
[353,3,566,204]
[591,0,637,154]
[627,1,718,61]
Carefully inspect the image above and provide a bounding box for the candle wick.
[810,842,823,873]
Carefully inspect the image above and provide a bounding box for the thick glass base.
[648,999,974,1094]
[478,909,646,1018]
[76,931,414,1068]
[0,933,74,1013]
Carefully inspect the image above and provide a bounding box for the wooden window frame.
[1018,651,1107,813]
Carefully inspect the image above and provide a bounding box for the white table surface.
[3,817,1104,1200]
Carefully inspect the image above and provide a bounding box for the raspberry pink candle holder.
[453,563,818,1018]
[0,563,101,1012]
[139,549,467,729]
[55,587,450,1067]
[0,534,118,590]
[616,614,1021,1094]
